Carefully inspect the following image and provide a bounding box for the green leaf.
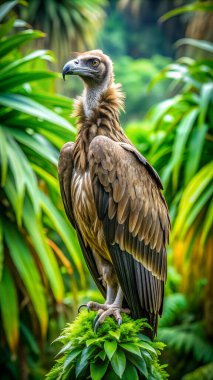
[111,348,126,378]
[122,362,139,380]
[4,220,48,337]
[104,340,117,361]
[0,218,3,282]
[0,94,75,132]
[199,83,213,127]
[160,2,213,22]
[0,266,19,353]
[20,323,40,355]
[90,360,109,380]
[127,353,148,378]
[0,30,44,58]
[6,139,26,225]
[104,372,120,380]
[184,124,207,184]
[120,343,142,357]
[171,108,198,189]
[0,125,8,185]
[23,200,64,302]
[200,201,213,247]
[86,337,105,346]
[175,38,213,54]
[0,50,54,75]
[63,349,82,371]
[76,358,88,378]
[174,162,213,238]
[7,127,58,166]
[6,133,40,216]
[80,345,97,363]
[109,330,120,340]
[40,191,85,286]
[0,71,56,92]
[137,342,157,355]
[0,0,18,23]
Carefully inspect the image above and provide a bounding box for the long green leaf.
[200,201,213,247]
[0,72,56,92]
[172,108,198,189]
[0,218,3,282]
[6,138,26,225]
[39,191,85,286]
[0,0,18,23]
[173,163,213,237]
[6,133,40,216]
[0,93,75,132]
[184,124,207,184]
[175,38,213,54]
[0,30,44,58]
[4,221,48,337]
[6,127,58,166]
[0,125,8,185]
[23,200,64,302]
[0,266,19,353]
[160,2,213,22]
[0,50,54,75]
[199,83,213,127]
[182,185,212,237]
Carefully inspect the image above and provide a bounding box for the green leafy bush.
[47,310,168,380]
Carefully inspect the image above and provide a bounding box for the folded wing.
[89,136,170,334]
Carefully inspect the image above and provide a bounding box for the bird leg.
[86,284,117,313]
[93,287,130,332]
[79,258,130,329]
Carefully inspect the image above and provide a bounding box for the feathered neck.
[73,83,130,170]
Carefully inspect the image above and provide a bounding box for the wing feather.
[58,142,106,298]
[89,136,170,335]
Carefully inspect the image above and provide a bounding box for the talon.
[87,306,91,312]
[93,314,100,328]
[94,319,100,334]
[78,304,88,313]
[117,318,122,326]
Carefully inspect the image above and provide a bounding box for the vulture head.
[63,50,115,116]
[62,50,113,88]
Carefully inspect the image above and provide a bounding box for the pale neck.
[82,78,112,118]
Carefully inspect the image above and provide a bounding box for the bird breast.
[71,169,110,260]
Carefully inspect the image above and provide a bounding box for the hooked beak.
[62,60,76,81]
[62,59,95,81]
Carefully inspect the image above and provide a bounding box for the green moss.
[47,311,168,380]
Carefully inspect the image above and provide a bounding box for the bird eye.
[91,59,100,67]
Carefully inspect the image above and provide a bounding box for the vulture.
[59,50,170,338]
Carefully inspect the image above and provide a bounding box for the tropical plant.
[157,287,213,379]
[47,310,168,380]
[160,1,213,22]
[0,1,88,375]
[19,0,106,68]
[138,45,213,301]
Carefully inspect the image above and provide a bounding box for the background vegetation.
[0,1,212,379]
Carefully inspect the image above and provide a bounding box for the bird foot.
[89,303,130,333]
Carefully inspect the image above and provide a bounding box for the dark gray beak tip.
[62,62,72,81]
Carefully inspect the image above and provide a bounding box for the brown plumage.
[59,50,170,338]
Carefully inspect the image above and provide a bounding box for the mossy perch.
[46,311,168,380]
